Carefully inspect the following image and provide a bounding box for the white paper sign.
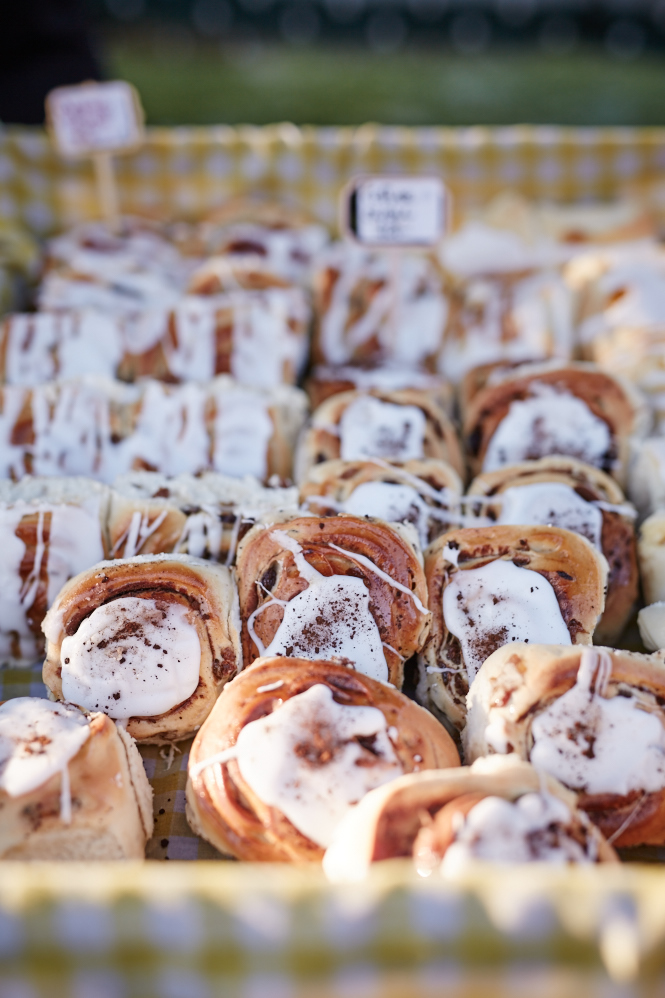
[347,176,447,247]
[46,81,144,158]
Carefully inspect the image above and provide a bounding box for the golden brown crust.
[106,493,187,559]
[464,643,665,847]
[420,524,608,728]
[42,554,241,744]
[467,457,638,645]
[297,388,464,484]
[186,657,460,863]
[0,711,152,860]
[236,514,430,687]
[462,362,643,484]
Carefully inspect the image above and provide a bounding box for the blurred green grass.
[106,34,665,127]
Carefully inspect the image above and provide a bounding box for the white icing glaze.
[439,792,591,874]
[112,510,169,558]
[496,482,603,549]
[212,388,273,480]
[483,384,612,473]
[3,313,122,384]
[61,597,201,719]
[252,529,388,682]
[264,575,388,682]
[339,396,426,462]
[341,481,431,547]
[234,684,403,847]
[0,698,89,798]
[530,648,665,796]
[443,559,571,681]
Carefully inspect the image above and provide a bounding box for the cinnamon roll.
[42,553,241,744]
[0,312,123,385]
[420,525,608,728]
[111,470,298,565]
[628,437,665,518]
[437,270,573,385]
[467,457,638,644]
[235,514,431,688]
[463,361,647,486]
[295,388,464,484]
[299,458,463,550]
[0,477,109,666]
[465,644,665,848]
[185,657,459,862]
[0,699,152,860]
[0,375,307,484]
[323,755,617,882]
[312,243,449,369]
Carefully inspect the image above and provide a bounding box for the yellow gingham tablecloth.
[3,124,665,235]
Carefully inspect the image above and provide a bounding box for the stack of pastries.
[5,187,665,875]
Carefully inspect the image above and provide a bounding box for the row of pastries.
[4,191,665,873]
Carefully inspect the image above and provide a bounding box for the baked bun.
[465,643,665,847]
[467,456,638,644]
[300,458,463,550]
[42,553,241,744]
[185,656,459,862]
[462,361,647,486]
[0,476,110,667]
[235,514,430,688]
[312,244,448,369]
[323,755,617,882]
[295,388,464,484]
[420,525,608,728]
[0,699,152,860]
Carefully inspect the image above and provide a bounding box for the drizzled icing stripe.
[190,745,238,780]
[112,509,169,558]
[326,542,428,615]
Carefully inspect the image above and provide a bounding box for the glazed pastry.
[0,375,308,484]
[235,514,431,688]
[300,458,463,550]
[465,644,665,848]
[295,388,464,484]
[306,364,453,413]
[420,525,608,728]
[111,470,299,564]
[462,361,646,486]
[185,656,459,862]
[0,698,152,860]
[0,477,110,666]
[467,456,638,644]
[42,553,241,744]
[637,510,665,605]
[312,243,449,369]
[638,602,665,651]
[323,755,617,882]
[437,270,573,385]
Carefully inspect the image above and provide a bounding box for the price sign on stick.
[342,175,449,352]
[343,176,448,247]
[45,80,145,231]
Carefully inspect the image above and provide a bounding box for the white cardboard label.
[350,176,446,247]
[46,81,144,158]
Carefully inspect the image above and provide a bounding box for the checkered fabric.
[2,124,665,236]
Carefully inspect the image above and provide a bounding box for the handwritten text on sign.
[350,177,446,247]
[46,81,144,158]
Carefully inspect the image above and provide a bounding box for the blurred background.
[4,0,665,127]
